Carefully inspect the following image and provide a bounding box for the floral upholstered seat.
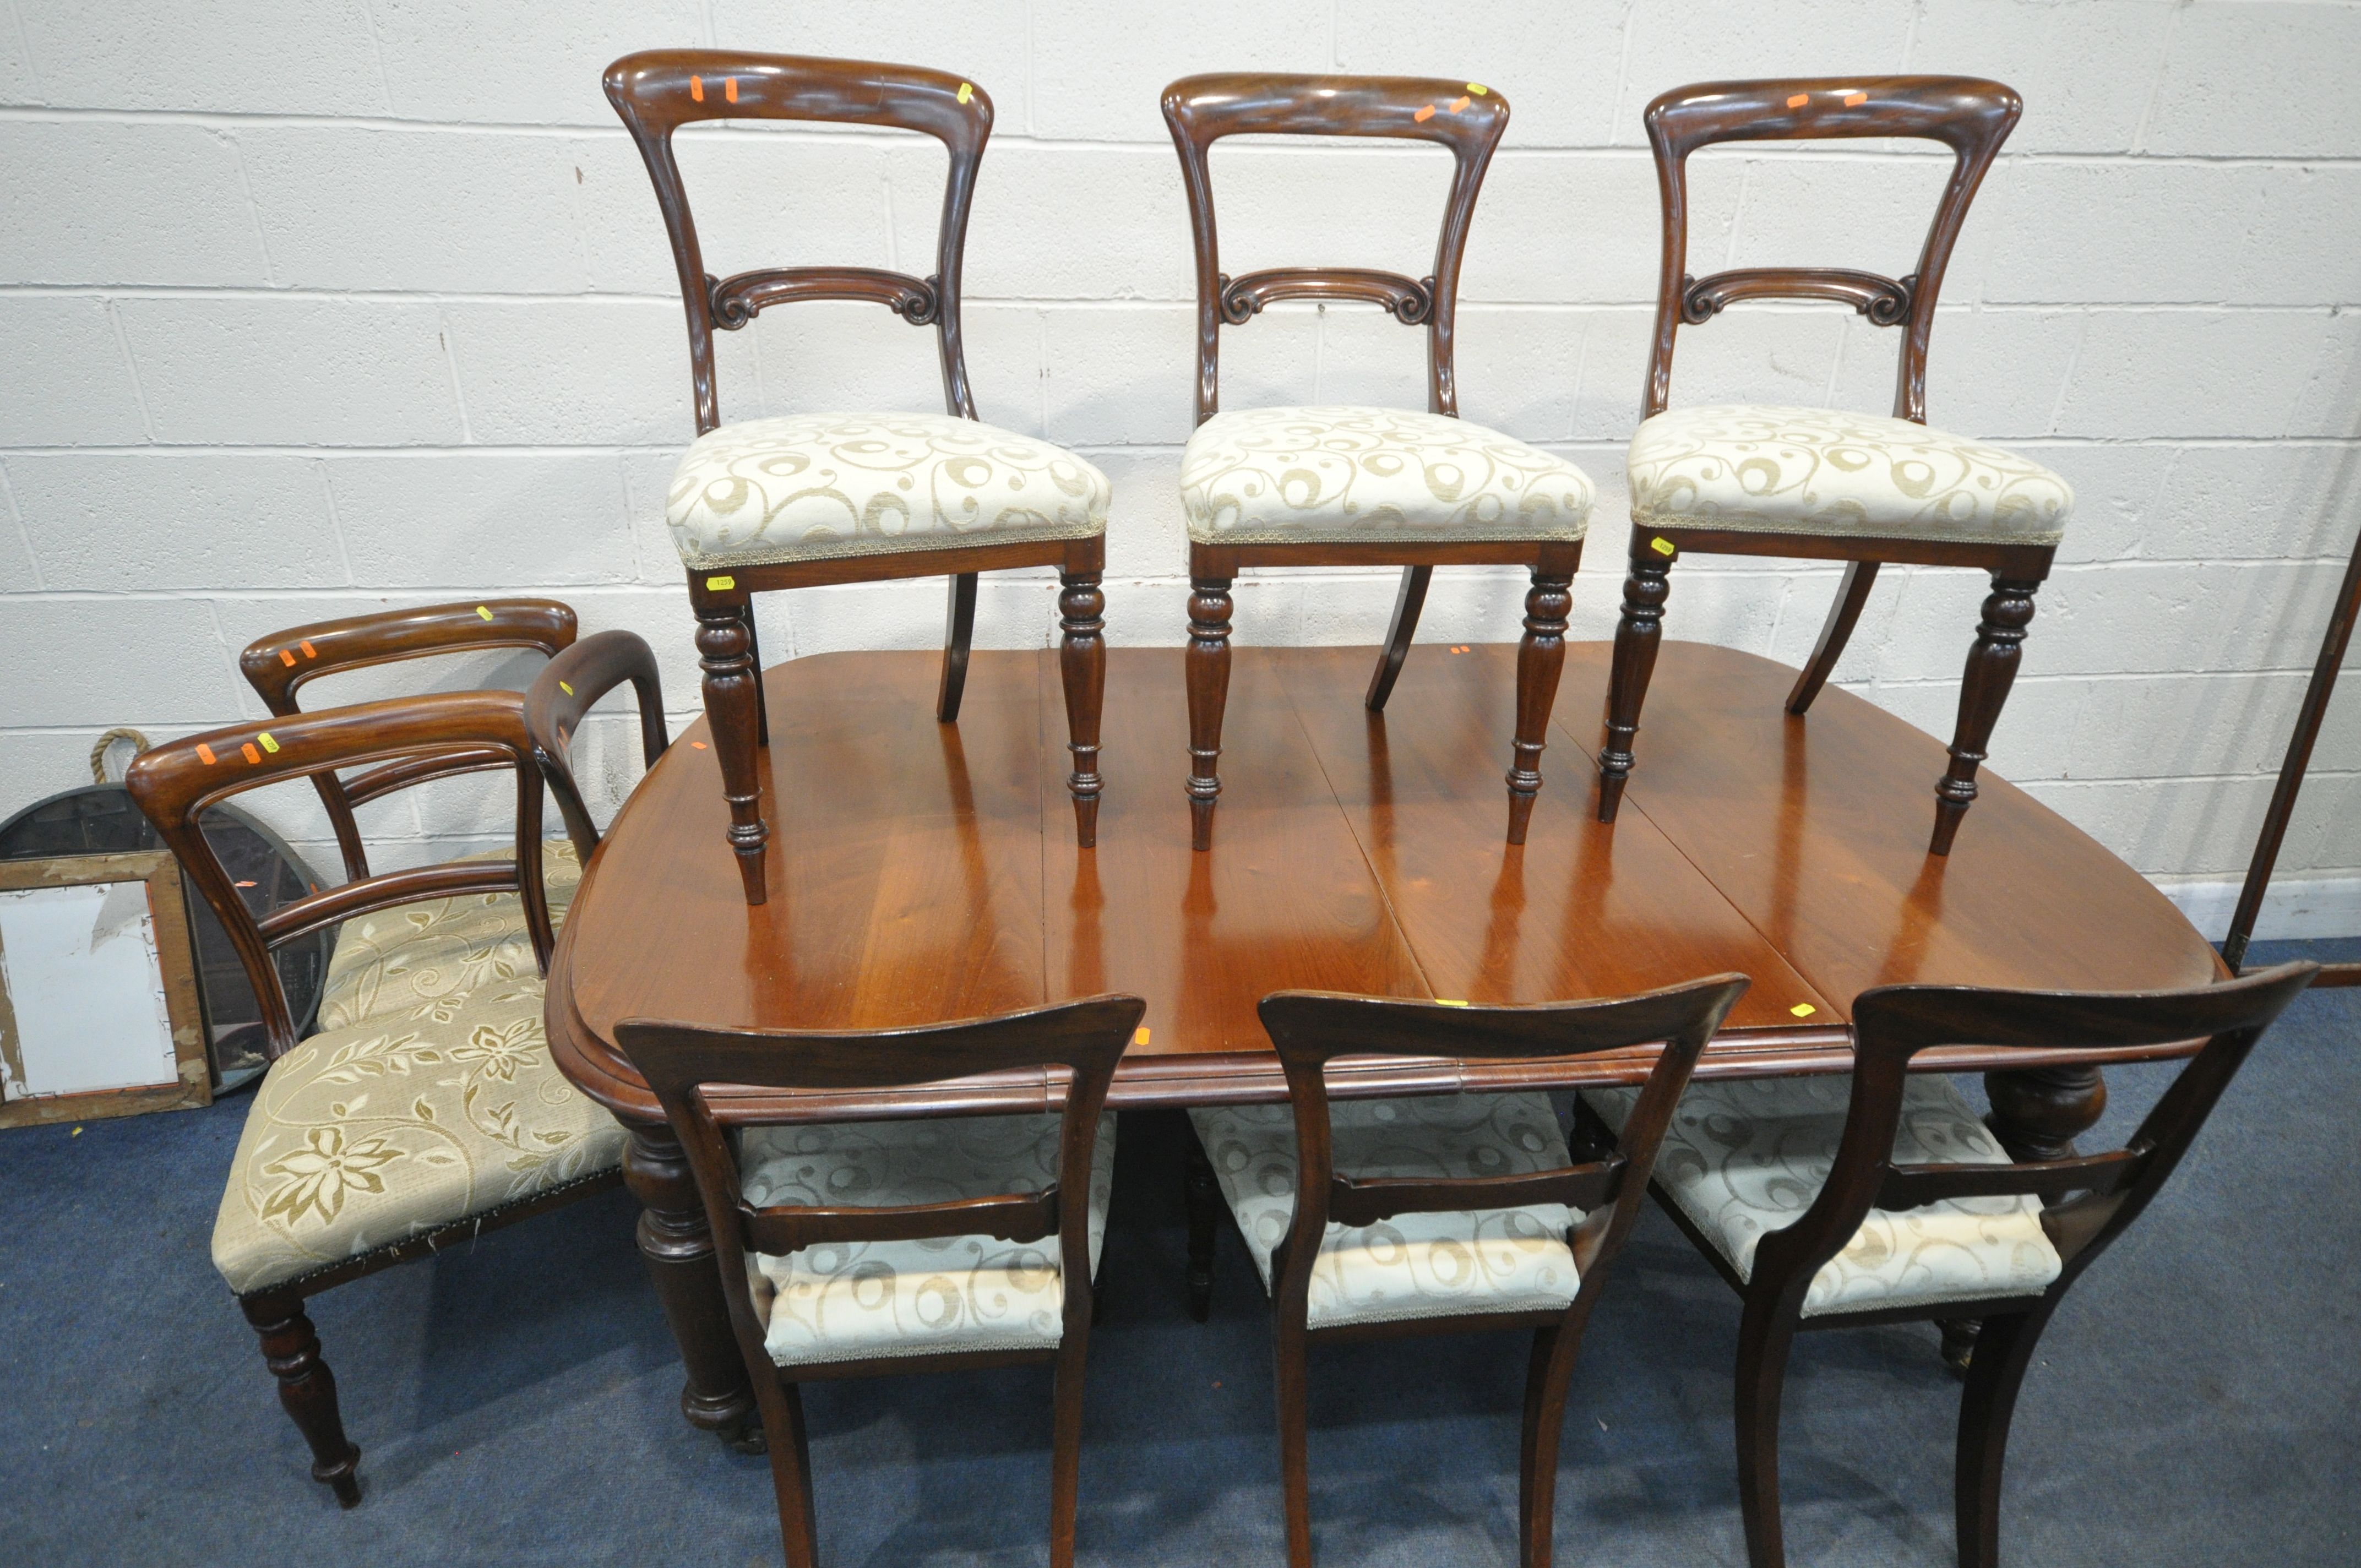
[1582,1074,2063,1317]
[737,1112,1117,1368]
[1180,406,1595,546]
[315,840,581,1033]
[1626,404,2073,545]
[211,978,628,1294]
[665,413,1111,571]
[1189,1092,1581,1329]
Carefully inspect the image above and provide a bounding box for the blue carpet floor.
[4,938,2357,1566]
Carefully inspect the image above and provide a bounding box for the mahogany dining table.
[544,636,2222,1443]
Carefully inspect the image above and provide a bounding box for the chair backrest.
[1162,73,1510,426]
[618,995,1144,1379]
[240,598,576,883]
[524,630,670,861]
[1256,974,1749,1320]
[1748,961,2318,1311]
[605,49,991,435]
[125,693,554,1060]
[1640,77,2021,424]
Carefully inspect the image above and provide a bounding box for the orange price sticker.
[299,639,317,658]
[691,741,708,750]
[1413,104,1436,123]
[690,74,704,102]
[1843,91,1867,107]
[196,743,217,765]
[1786,92,1809,108]
[1449,96,1471,113]
[278,649,296,667]
[241,743,261,765]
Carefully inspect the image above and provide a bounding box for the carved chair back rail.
[524,629,672,862]
[238,598,577,884]
[618,994,1144,1568]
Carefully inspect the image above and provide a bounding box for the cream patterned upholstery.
[1190,1093,1581,1330]
[212,977,628,1294]
[315,840,581,1035]
[665,413,1110,571]
[1582,1074,2061,1317]
[1627,405,2072,545]
[1180,406,1594,546]
[738,1113,1116,1368]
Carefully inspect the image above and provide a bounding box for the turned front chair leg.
[696,601,769,905]
[1186,577,1234,852]
[240,1289,362,1507]
[1507,569,1574,845]
[741,601,770,747]
[1059,569,1107,848]
[1600,548,1672,823]
[937,571,980,723]
[1930,576,2039,855]
[1364,564,1433,712]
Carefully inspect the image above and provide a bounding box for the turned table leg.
[624,1121,760,1449]
[1939,1063,2108,1374]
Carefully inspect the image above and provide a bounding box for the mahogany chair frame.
[1189,976,1749,1568]
[240,598,577,883]
[607,50,1108,905]
[126,688,614,1508]
[1597,77,2043,856]
[1162,73,1581,849]
[618,994,1145,1568]
[524,629,672,862]
[1620,962,2314,1568]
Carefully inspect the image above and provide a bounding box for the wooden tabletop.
[546,640,2223,1123]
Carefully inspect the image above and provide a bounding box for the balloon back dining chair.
[1185,974,1750,1567]
[128,602,635,1506]
[1162,73,1596,850]
[606,51,1113,905]
[1581,961,2315,1568]
[618,994,1145,1568]
[1597,77,2072,854]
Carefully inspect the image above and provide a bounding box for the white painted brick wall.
[3,1,2359,938]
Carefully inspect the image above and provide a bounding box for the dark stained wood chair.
[607,51,1111,906]
[618,994,1144,1568]
[1597,78,2072,855]
[1581,962,2316,1568]
[524,628,672,861]
[1186,975,1750,1567]
[1162,74,1596,850]
[125,676,629,1507]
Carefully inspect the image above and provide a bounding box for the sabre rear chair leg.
[1059,551,1108,848]
[938,571,980,723]
[1785,560,1881,715]
[696,599,770,904]
[241,1289,362,1508]
[1364,564,1433,711]
[1930,576,2041,856]
[1187,576,1235,852]
[1508,556,1577,845]
[1598,543,1672,823]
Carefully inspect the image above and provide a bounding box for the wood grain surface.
[548,641,2222,1120]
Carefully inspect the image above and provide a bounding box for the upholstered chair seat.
[1180,405,1595,546]
[1189,1092,1582,1329]
[315,840,581,1033]
[665,413,1111,571]
[1627,404,2073,546]
[1584,1073,2063,1317]
[733,1112,1117,1368]
[211,977,629,1295]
